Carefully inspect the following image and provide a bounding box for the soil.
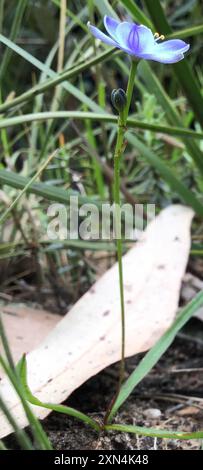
[3,318,203,450]
[36,324,203,450]
[2,257,203,450]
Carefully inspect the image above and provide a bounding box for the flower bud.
[111,88,127,112]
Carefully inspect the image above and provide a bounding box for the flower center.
[128,25,140,52]
[154,32,165,42]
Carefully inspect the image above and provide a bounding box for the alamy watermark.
[46,196,155,241]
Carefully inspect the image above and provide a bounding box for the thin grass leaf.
[0,34,104,115]
[0,34,115,114]
[0,169,100,206]
[107,290,203,421]
[28,9,87,168]
[0,251,26,260]
[0,440,7,450]
[0,239,117,253]
[0,356,52,449]
[0,0,27,80]
[0,150,59,225]
[0,319,51,449]
[1,111,203,140]
[0,0,5,34]
[168,24,203,40]
[51,0,89,33]
[127,132,203,218]
[169,0,196,22]
[28,36,58,171]
[143,0,203,128]
[138,60,203,174]
[0,313,15,371]
[20,355,100,432]
[39,20,91,162]
[80,79,105,199]
[105,423,203,440]
[0,315,34,449]
[119,0,152,28]
[0,395,33,449]
[94,0,120,20]
[43,240,117,252]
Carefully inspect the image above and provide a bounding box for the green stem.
[104,59,137,424]
[124,60,138,121]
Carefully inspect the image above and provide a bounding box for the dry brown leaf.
[0,205,193,438]
[176,406,201,417]
[0,305,61,379]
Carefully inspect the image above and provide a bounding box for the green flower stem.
[104,59,137,423]
[124,60,138,121]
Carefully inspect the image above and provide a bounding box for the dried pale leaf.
[0,305,61,379]
[0,205,193,437]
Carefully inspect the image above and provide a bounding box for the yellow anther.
[154,32,160,39]
[159,35,165,40]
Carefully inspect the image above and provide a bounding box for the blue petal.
[127,25,139,53]
[116,22,135,53]
[88,18,190,64]
[88,23,117,47]
[104,15,119,40]
[140,39,190,63]
[130,25,155,54]
[140,51,185,64]
[155,39,190,54]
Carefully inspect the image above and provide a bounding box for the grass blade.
[0,395,34,449]
[0,314,34,449]
[20,355,100,432]
[0,150,58,225]
[0,356,52,449]
[107,290,203,421]
[139,60,203,174]
[127,132,203,218]
[0,169,99,206]
[105,423,203,440]
[0,0,27,80]
[0,440,7,450]
[168,24,203,40]
[0,33,104,114]
[143,0,203,127]
[0,33,115,114]
[119,0,152,28]
[0,0,5,34]
[94,0,120,20]
[0,316,52,449]
[0,314,15,371]
[1,111,203,140]
[51,0,89,33]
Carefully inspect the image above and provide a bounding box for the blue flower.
[88,16,190,64]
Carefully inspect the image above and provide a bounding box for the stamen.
[154,32,165,43]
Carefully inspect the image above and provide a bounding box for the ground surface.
[41,327,203,450]
[2,261,203,450]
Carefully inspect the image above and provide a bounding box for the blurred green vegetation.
[0,0,203,309]
[0,0,203,450]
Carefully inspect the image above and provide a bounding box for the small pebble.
[143,408,162,420]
